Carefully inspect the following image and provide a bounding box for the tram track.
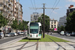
[55,35,75,49]
[64,42,75,49]
[36,40,39,50]
[17,40,39,50]
[17,40,29,50]
[47,35,66,50]
[48,34,75,50]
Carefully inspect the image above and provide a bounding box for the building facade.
[50,19,58,29]
[0,0,23,25]
[58,16,67,27]
[67,5,75,16]
[31,12,42,22]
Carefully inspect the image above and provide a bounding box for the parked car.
[5,33,15,37]
[18,32,24,35]
[0,32,4,39]
[5,33,11,37]
[65,32,71,36]
[13,32,18,36]
[60,31,65,35]
[71,32,75,36]
[10,33,15,37]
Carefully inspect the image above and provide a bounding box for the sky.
[19,0,75,21]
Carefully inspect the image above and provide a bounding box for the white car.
[71,32,75,36]
[20,32,24,35]
[5,33,11,37]
[0,32,4,39]
[13,32,18,36]
[66,32,71,36]
[60,31,64,35]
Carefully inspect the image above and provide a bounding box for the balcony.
[0,7,3,10]
[18,16,21,19]
[6,4,9,7]
[8,11,12,15]
[3,2,7,6]
[11,13,13,16]
[9,6,12,10]
[14,13,17,16]
[8,1,12,5]
[4,8,7,12]
[14,9,16,12]
[0,0,4,3]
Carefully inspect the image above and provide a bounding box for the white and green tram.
[27,22,42,39]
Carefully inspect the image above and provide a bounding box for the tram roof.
[28,22,41,26]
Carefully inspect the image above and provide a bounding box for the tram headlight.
[36,35,38,37]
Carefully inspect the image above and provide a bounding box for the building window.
[51,25,53,28]
[0,3,2,7]
[54,25,56,28]
[70,9,73,12]
[51,21,53,24]
[54,21,56,24]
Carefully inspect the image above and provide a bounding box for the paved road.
[49,33,75,40]
[0,35,23,44]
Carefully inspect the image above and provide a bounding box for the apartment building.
[0,0,14,19]
[0,0,23,24]
[67,5,75,16]
[58,16,67,27]
[31,12,42,22]
[50,19,58,30]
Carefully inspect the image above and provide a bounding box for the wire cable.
[33,0,37,11]
[50,0,60,16]
[30,0,34,9]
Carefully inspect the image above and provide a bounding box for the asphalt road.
[49,33,75,40]
[0,35,23,44]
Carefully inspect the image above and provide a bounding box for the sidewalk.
[0,35,75,50]
[0,42,75,50]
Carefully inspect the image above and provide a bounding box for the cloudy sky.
[19,0,75,21]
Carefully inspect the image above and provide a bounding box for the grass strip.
[19,34,69,42]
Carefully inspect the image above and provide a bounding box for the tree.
[38,14,50,32]
[65,11,75,32]
[58,26,65,31]
[11,20,29,30]
[11,20,18,29]
[18,20,29,30]
[0,14,8,27]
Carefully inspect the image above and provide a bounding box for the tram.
[27,22,42,39]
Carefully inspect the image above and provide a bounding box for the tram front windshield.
[30,29,38,34]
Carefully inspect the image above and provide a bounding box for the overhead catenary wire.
[50,0,60,16]
[33,0,36,9]
[30,0,35,9]
[30,0,37,11]
[52,0,58,10]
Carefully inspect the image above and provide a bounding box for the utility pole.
[30,3,59,38]
[43,3,45,38]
